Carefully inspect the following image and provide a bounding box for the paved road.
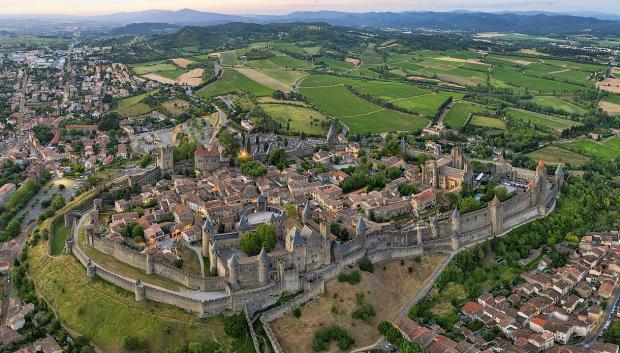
[581,285,620,347]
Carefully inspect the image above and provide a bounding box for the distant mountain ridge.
[90,9,620,36]
[3,8,620,36]
[91,8,249,25]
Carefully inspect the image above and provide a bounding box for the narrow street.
[581,285,620,347]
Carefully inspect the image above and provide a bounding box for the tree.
[386,166,403,180]
[6,218,21,238]
[240,160,267,178]
[131,225,145,242]
[139,154,153,168]
[239,224,276,255]
[219,130,240,157]
[98,112,120,131]
[398,184,419,196]
[267,148,288,170]
[32,125,53,145]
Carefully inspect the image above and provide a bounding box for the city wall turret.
[258,248,269,286]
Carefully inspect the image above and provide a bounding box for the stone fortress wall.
[68,158,562,320]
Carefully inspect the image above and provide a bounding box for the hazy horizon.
[1,0,620,17]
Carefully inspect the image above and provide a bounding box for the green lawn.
[261,104,329,136]
[469,116,507,130]
[50,221,70,256]
[526,145,590,167]
[562,139,620,160]
[197,69,273,97]
[116,91,157,117]
[504,108,580,132]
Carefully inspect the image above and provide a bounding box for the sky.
[2,0,619,16]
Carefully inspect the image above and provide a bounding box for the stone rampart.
[91,236,146,269]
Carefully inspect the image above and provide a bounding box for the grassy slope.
[29,242,254,353]
[50,222,70,256]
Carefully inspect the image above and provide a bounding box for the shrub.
[120,335,147,351]
[359,257,374,273]
[338,270,361,285]
[352,293,375,324]
[312,325,354,352]
[293,307,302,318]
[223,313,247,338]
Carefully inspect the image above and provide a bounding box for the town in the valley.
[1,7,620,353]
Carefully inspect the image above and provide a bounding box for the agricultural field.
[129,60,181,75]
[526,145,590,167]
[393,91,462,117]
[443,101,490,130]
[197,69,273,97]
[504,108,580,132]
[469,116,507,130]
[340,110,429,134]
[299,80,430,133]
[599,95,620,116]
[384,50,490,86]
[245,54,314,70]
[299,75,459,118]
[522,96,586,115]
[116,91,157,117]
[562,139,620,160]
[602,136,620,151]
[219,48,247,66]
[238,68,308,92]
[270,42,306,56]
[491,66,586,93]
[300,85,384,117]
[317,57,355,73]
[260,104,329,136]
